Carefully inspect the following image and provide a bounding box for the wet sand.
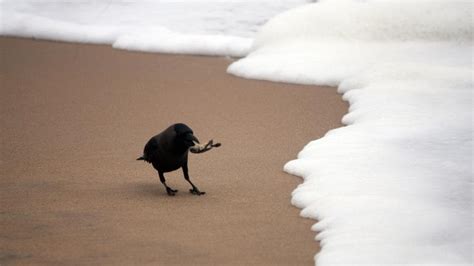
[0,37,347,265]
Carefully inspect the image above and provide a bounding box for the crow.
[137,123,205,196]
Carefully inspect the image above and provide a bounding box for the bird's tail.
[136,156,145,161]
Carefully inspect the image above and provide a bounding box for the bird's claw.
[189,188,205,195]
[166,187,178,196]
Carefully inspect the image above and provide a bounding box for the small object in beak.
[190,139,221,153]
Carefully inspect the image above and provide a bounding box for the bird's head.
[174,123,200,151]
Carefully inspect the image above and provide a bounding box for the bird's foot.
[189,188,205,195]
[166,187,178,196]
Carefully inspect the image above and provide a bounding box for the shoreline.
[0,37,347,265]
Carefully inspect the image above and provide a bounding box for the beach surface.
[0,37,347,265]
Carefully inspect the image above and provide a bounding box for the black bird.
[137,123,205,196]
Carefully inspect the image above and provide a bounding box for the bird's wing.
[143,137,161,162]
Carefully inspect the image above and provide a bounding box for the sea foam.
[0,0,307,57]
[229,1,473,265]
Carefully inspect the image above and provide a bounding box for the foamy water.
[229,1,473,265]
[0,0,308,56]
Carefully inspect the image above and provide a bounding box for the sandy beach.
[0,37,347,265]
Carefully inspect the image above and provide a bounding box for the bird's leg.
[182,164,205,195]
[158,171,178,196]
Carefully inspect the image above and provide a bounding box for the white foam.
[113,29,252,57]
[0,0,307,56]
[229,1,472,265]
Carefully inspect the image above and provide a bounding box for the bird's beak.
[192,135,200,144]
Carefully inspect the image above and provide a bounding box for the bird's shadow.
[130,180,200,200]
[131,181,171,199]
